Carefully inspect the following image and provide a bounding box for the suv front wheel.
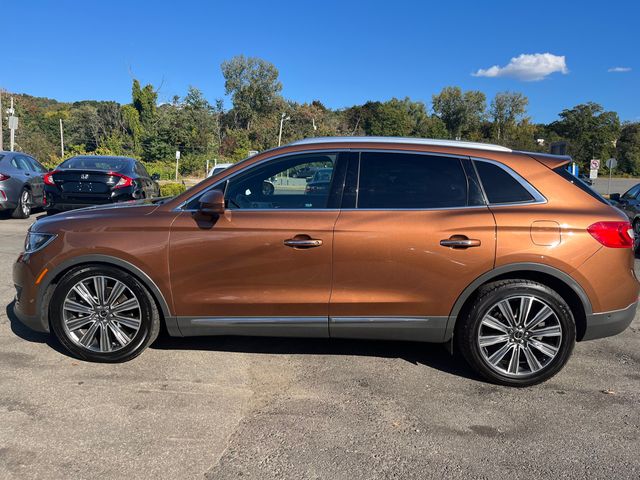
[50,265,160,362]
[456,280,576,387]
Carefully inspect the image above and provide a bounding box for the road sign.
[175,150,181,160]
[590,159,600,170]
[589,169,598,179]
[7,116,18,130]
[606,158,617,169]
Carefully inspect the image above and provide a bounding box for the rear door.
[25,156,47,205]
[329,151,496,342]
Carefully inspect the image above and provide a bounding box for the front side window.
[224,153,337,210]
[356,152,469,209]
[474,160,535,204]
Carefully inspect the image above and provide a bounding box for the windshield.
[60,156,130,172]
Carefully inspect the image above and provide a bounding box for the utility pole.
[7,97,17,152]
[278,112,290,147]
[59,119,65,157]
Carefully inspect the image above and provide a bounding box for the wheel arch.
[445,263,591,343]
[38,255,177,335]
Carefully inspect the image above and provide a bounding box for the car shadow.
[151,330,482,382]
[6,299,480,382]
[6,301,69,357]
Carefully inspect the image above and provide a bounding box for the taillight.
[0,173,10,181]
[111,173,133,189]
[43,171,58,186]
[587,221,634,248]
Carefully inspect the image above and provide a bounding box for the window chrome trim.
[471,157,547,206]
[173,149,349,212]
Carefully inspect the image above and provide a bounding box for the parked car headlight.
[24,232,57,254]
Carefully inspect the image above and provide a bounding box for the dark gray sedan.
[0,151,47,218]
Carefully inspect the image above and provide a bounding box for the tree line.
[3,55,639,178]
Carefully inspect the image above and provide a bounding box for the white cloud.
[608,67,631,73]
[473,53,569,81]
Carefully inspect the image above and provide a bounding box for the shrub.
[144,162,175,180]
[160,182,187,197]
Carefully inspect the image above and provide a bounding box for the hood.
[32,197,171,231]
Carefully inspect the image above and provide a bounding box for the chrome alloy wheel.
[477,295,562,377]
[62,275,142,353]
[21,190,31,217]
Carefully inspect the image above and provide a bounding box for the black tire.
[11,188,31,219]
[456,279,576,387]
[49,265,160,362]
[633,219,640,254]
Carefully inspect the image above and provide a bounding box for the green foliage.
[549,102,620,167]
[159,182,187,197]
[617,123,640,175]
[221,55,282,129]
[143,161,174,180]
[490,92,529,142]
[432,87,486,139]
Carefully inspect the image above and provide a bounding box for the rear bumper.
[46,188,136,211]
[583,301,637,341]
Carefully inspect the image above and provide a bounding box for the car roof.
[288,136,513,153]
[66,155,136,161]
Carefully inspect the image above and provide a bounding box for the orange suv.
[13,137,639,386]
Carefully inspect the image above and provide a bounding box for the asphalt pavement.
[1,181,639,479]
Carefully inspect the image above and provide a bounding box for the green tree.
[432,87,486,139]
[617,123,640,174]
[490,92,528,142]
[131,80,158,127]
[221,55,282,130]
[550,102,620,167]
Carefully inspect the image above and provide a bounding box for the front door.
[329,151,497,342]
[168,151,345,337]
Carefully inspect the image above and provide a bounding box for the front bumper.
[13,256,51,333]
[583,301,637,341]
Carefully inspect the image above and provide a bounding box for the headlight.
[24,232,57,254]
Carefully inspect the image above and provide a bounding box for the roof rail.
[288,136,512,153]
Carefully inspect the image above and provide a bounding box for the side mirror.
[151,173,160,181]
[609,193,621,202]
[198,189,225,216]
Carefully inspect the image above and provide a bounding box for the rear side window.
[474,161,535,204]
[553,166,609,205]
[357,152,469,209]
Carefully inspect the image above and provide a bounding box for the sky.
[3,0,639,123]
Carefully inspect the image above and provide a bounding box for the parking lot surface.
[1,199,639,479]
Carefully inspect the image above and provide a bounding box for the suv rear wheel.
[50,265,160,362]
[456,280,576,387]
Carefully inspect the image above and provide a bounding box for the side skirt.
[172,315,448,343]
[330,316,448,343]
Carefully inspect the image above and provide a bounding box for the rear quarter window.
[474,160,535,204]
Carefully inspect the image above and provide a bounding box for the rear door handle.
[284,235,323,249]
[440,236,481,249]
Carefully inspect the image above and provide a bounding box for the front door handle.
[440,236,481,249]
[284,235,323,249]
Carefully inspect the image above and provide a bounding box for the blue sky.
[4,0,639,123]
